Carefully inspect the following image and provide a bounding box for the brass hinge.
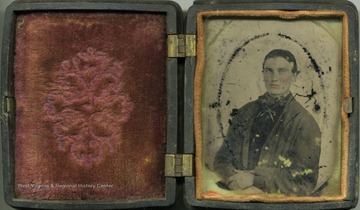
[168,34,196,58]
[5,97,15,113]
[165,154,194,177]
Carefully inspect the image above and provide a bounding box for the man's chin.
[267,91,289,98]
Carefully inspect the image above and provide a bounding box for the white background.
[0,0,359,209]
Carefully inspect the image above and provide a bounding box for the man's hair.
[262,49,298,75]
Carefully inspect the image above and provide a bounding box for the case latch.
[5,97,15,113]
[167,34,196,58]
[165,154,194,177]
[343,97,353,114]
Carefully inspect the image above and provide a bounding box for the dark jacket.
[213,94,321,195]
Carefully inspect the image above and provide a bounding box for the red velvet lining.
[14,12,167,200]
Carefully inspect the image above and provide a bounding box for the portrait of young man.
[213,49,322,196]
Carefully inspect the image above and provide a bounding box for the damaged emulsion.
[209,101,221,109]
[228,108,239,126]
[207,33,271,167]
[296,87,321,112]
[278,33,325,78]
[212,33,271,138]
[277,33,331,117]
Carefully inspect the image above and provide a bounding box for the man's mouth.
[270,84,280,88]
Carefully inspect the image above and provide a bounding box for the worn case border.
[0,0,358,210]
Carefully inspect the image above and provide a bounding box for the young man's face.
[263,56,296,98]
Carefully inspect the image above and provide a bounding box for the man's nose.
[271,71,279,81]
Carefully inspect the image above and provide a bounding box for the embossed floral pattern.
[43,48,134,167]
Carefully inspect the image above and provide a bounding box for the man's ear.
[292,72,298,82]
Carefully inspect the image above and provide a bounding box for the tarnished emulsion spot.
[257,159,269,166]
[291,169,313,178]
[278,155,292,168]
[43,48,134,168]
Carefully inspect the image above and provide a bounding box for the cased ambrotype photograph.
[194,10,350,202]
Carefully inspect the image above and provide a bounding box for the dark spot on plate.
[314,104,321,112]
[230,109,239,117]
[209,102,220,109]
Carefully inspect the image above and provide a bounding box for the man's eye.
[278,69,289,74]
[263,69,272,74]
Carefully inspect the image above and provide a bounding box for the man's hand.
[226,170,255,190]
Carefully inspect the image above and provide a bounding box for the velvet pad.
[14,12,167,200]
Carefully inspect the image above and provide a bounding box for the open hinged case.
[1,0,359,209]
